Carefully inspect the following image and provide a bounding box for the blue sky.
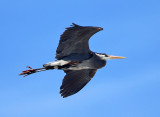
[0,0,160,117]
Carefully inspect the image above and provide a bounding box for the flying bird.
[20,23,126,98]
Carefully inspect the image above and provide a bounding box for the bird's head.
[95,53,126,60]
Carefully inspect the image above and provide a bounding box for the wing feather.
[60,69,97,98]
[56,23,103,59]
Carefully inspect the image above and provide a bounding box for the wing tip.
[60,90,70,98]
[71,23,80,27]
[65,23,82,29]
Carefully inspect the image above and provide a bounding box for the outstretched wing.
[56,23,103,59]
[60,69,97,98]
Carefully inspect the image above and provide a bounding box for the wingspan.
[56,23,103,60]
[60,69,97,98]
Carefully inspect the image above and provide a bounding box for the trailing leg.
[19,66,51,77]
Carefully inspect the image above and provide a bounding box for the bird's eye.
[105,54,109,57]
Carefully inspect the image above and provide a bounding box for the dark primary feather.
[56,23,103,60]
[60,69,97,98]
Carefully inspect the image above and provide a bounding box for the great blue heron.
[20,23,125,98]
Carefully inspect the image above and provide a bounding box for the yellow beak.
[107,55,126,59]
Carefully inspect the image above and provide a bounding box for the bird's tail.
[19,66,54,77]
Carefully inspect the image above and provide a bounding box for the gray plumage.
[55,23,105,97]
[20,23,125,98]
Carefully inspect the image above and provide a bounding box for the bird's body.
[20,23,125,98]
[44,52,106,70]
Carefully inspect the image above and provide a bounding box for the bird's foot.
[19,66,36,77]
